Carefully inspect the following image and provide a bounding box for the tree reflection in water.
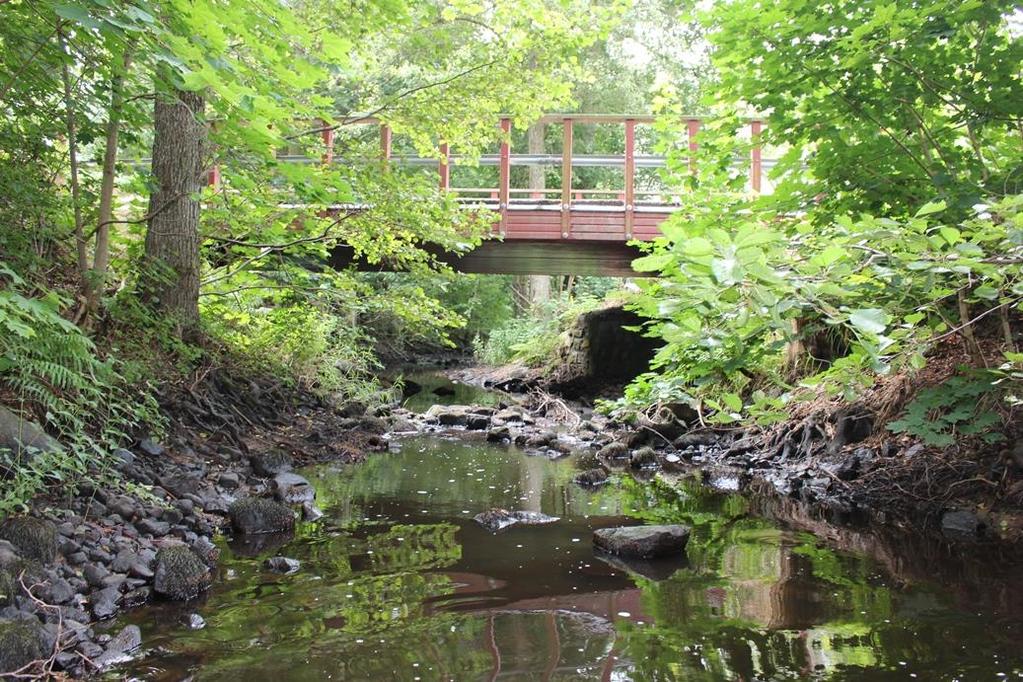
[115,436,1023,680]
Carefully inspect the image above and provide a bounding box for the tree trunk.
[143,87,206,337]
[513,122,551,313]
[84,48,132,324]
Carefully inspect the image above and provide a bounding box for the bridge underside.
[329,203,670,277]
[331,239,653,277]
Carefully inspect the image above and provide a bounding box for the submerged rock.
[153,546,212,600]
[0,516,57,564]
[0,617,47,674]
[229,498,296,535]
[184,613,206,630]
[630,446,658,469]
[486,426,511,443]
[301,501,324,522]
[597,442,629,461]
[593,525,691,559]
[92,625,142,670]
[264,556,301,574]
[473,509,560,533]
[574,468,609,487]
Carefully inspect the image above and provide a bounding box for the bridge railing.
[205,113,769,240]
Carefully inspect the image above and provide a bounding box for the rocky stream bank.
[1,360,1022,678]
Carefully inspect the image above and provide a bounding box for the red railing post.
[206,165,221,190]
[380,124,392,161]
[439,142,450,191]
[686,118,700,177]
[624,118,635,239]
[499,117,511,236]
[750,120,763,193]
[561,117,573,238]
[320,120,335,165]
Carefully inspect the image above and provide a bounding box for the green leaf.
[973,285,999,300]
[938,226,961,246]
[632,253,672,273]
[915,200,947,217]
[848,308,888,336]
[722,393,743,411]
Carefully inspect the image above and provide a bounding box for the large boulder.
[0,406,62,477]
[0,617,47,674]
[272,473,315,505]
[92,625,142,670]
[0,540,34,607]
[573,468,609,487]
[423,404,472,426]
[228,498,295,535]
[593,525,691,559]
[0,517,57,564]
[251,450,293,477]
[473,509,560,533]
[153,546,213,600]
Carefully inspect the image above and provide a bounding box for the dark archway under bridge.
[329,239,654,277]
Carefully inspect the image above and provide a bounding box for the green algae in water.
[110,436,1023,681]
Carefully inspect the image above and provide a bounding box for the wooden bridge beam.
[439,142,450,191]
[624,118,635,239]
[499,117,510,236]
[561,118,573,238]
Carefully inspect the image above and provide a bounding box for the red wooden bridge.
[217,114,770,276]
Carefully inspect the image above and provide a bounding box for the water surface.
[115,436,1023,681]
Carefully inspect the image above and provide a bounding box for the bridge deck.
[471,200,675,242]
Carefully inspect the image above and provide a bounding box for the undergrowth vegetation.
[0,265,162,513]
[608,0,1023,450]
[474,294,605,367]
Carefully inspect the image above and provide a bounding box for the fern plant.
[0,263,161,513]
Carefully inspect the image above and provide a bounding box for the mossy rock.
[0,618,46,674]
[153,546,212,600]
[0,563,33,609]
[597,442,629,461]
[0,517,57,564]
[250,450,292,477]
[228,498,295,535]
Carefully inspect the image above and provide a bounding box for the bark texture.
[143,88,206,336]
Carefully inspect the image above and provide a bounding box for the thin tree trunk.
[143,87,206,337]
[58,31,87,281]
[84,48,133,322]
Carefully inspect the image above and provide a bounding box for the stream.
[109,374,1023,680]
